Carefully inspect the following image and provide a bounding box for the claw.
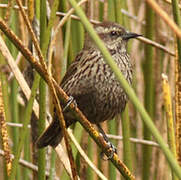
[63,96,77,112]
[100,141,117,160]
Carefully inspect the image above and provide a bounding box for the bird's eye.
[110,31,117,36]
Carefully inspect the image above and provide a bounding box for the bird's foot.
[100,140,117,160]
[63,96,77,112]
[97,124,117,160]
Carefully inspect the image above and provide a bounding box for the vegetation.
[0,0,181,179]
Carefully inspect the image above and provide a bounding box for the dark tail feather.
[36,120,63,148]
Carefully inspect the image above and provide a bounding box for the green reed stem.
[142,4,155,180]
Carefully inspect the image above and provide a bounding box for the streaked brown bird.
[36,21,140,148]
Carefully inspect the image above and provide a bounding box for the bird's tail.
[36,119,63,148]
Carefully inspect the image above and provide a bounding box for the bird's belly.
[74,76,129,124]
[92,80,128,123]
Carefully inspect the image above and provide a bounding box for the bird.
[36,21,140,149]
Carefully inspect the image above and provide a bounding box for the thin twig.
[107,134,160,147]
[137,36,175,56]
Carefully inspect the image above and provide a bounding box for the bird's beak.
[122,32,142,40]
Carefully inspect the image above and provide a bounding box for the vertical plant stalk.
[121,106,133,172]
[171,0,181,167]
[142,3,154,179]
[28,0,34,22]
[162,74,177,156]
[72,123,84,157]
[171,0,181,65]
[0,74,12,176]
[87,136,93,180]
[0,73,11,180]
[107,0,115,21]
[23,127,31,179]
[48,149,56,180]
[175,47,181,166]
[61,18,71,79]
[162,73,178,180]
[71,19,84,57]
[107,2,117,179]
[8,7,21,179]
[108,118,117,179]
[38,0,47,179]
[38,79,46,180]
[113,0,122,24]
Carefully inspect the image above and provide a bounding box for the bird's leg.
[63,96,77,112]
[97,124,117,160]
